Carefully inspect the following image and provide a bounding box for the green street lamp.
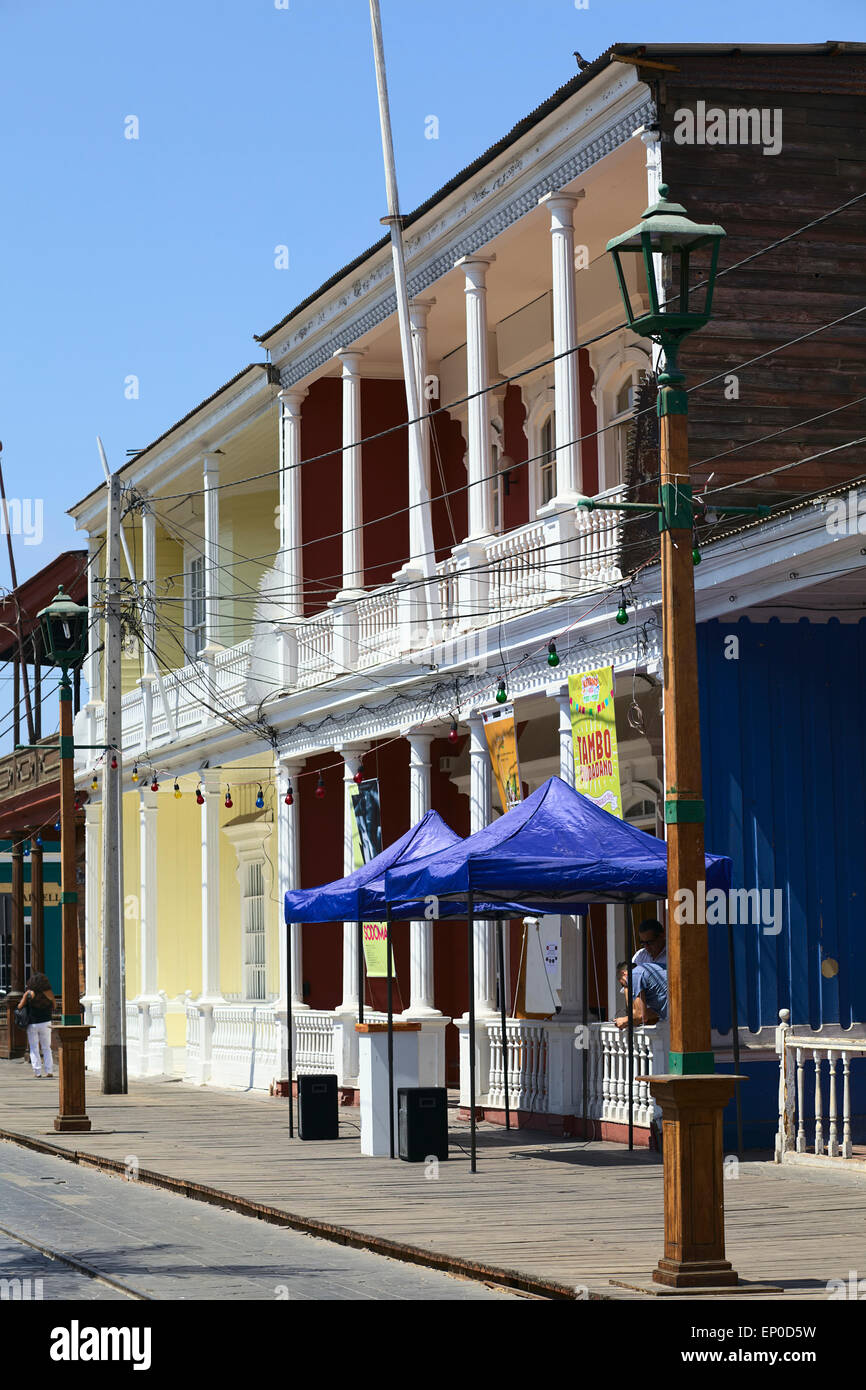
[37,585,90,673]
[36,584,92,1133]
[606,183,726,391]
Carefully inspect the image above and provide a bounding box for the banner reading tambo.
[568,666,623,817]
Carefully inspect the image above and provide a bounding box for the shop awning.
[384,775,732,913]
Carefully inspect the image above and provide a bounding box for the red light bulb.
[285,781,294,806]
[353,766,364,785]
[196,787,205,805]
[110,754,118,770]
[224,786,233,809]
[448,721,459,744]
[151,778,159,792]
[315,774,326,800]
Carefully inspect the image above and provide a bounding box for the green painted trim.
[59,681,73,700]
[658,481,694,531]
[657,386,689,418]
[59,736,75,758]
[669,1050,715,1075]
[664,798,705,825]
[61,1014,82,1027]
[59,891,78,905]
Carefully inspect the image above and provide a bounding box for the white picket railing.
[776,1010,866,1165]
[294,1009,336,1075]
[485,520,551,614]
[587,1022,667,1129]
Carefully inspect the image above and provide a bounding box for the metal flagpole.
[467,891,477,1174]
[368,0,440,639]
[496,921,510,1131]
[286,923,294,1139]
[386,907,395,1160]
[581,915,589,1136]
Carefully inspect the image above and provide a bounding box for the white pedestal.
[357,1023,423,1158]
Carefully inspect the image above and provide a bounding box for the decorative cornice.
[277,93,655,390]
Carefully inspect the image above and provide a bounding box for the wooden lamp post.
[37,586,92,1133]
[599,186,749,1287]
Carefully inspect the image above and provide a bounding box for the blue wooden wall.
[697,617,866,1032]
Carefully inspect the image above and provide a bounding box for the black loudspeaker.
[397,1087,448,1163]
[298,1073,339,1140]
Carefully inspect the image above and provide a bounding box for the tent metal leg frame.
[626,904,634,1153]
[286,923,294,1140]
[386,909,395,1160]
[727,918,743,1158]
[496,920,510,1131]
[357,920,364,1027]
[581,916,588,1138]
[467,892,477,1174]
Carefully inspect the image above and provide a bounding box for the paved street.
[0,1140,518,1301]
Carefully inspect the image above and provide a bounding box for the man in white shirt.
[632,918,666,970]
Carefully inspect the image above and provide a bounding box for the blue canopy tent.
[282,809,462,1145]
[384,776,733,1170]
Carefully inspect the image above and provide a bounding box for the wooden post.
[648,383,741,1289]
[30,836,44,976]
[55,672,91,1132]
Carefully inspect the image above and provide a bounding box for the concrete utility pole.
[101,471,127,1093]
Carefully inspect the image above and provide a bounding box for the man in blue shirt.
[614,958,668,1027]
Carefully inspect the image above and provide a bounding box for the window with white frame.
[539,414,556,507]
[187,555,206,660]
[242,858,267,1001]
[610,379,637,485]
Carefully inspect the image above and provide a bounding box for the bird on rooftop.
[574,51,591,71]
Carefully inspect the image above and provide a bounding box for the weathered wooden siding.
[643,51,866,503]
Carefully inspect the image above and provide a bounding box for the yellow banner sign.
[482,704,522,812]
[568,667,623,817]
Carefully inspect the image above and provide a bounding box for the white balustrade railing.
[85,499,629,752]
[211,1003,279,1090]
[486,1019,549,1112]
[356,587,400,669]
[486,520,550,613]
[294,1009,336,1075]
[296,611,335,687]
[575,483,626,589]
[776,1010,866,1164]
[587,1022,666,1128]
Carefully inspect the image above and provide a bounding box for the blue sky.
[1,0,863,586]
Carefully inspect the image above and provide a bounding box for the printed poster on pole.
[567,666,623,817]
[482,703,522,812]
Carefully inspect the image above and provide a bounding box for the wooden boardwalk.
[0,1060,863,1300]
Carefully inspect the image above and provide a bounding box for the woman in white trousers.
[20,972,55,1078]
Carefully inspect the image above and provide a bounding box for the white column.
[199,770,223,1001]
[336,743,369,1014]
[277,388,307,619]
[275,758,305,1007]
[455,256,495,541]
[639,126,665,376]
[404,731,438,1017]
[468,716,497,1013]
[554,690,575,788]
[138,789,159,997]
[335,350,366,598]
[84,535,102,706]
[539,190,585,502]
[202,451,222,654]
[408,298,435,560]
